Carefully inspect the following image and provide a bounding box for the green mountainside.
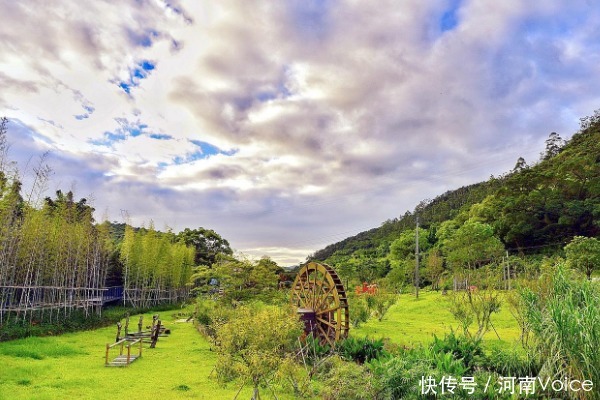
[311,111,600,285]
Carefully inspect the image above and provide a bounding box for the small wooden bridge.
[0,285,124,313]
[100,286,124,304]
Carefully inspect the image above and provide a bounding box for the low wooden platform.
[105,338,142,367]
[106,354,140,367]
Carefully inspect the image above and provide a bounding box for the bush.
[213,304,303,399]
[193,298,234,343]
[338,337,388,364]
[369,347,518,400]
[303,334,331,365]
[373,293,398,322]
[348,293,370,328]
[429,331,485,373]
[449,270,502,339]
[369,352,431,399]
[484,347,539,377]
[319,356,379,400]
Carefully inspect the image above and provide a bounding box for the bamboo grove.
[120,225,194,308]
[0,192,111,323]
[0,118,195,323]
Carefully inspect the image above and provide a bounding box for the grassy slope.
[352,291,521,351]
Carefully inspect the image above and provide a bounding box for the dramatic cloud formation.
[1,0,600,264]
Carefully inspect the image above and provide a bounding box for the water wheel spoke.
[299,269,310,298]
[311,279,326,308]
[316,305,340,315]
[294,291,305,307]
[309,272,316,308]
[313,282,331,310]
[314,284,335,309]
[297,284,306,302]
[317,316,337,329]
[316,324,335,347]
[314,298,334,313]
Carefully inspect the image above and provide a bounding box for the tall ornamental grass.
[521,263,599,396]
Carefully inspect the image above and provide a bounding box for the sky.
[1,1,600,265]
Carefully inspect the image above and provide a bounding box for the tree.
[120,224,194,307]
[579,108,600,132]
[542,132,565,160]
[201,255,280,303]
[564,236,600,279]
[176,227,232,266]
[214,305,303,399]
[448,269,502,340]
[43,190,94,223]
[443,221,504,270]
[351,256,390,282]
[256,256,284,275]
[511,156,528,173]
[425,249,445,290]
[389,227,430,261]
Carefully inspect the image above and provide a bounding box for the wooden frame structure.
[105,338,143,367]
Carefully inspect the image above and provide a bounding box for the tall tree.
[389,227,430,261]
[542,132,565,160]
[443,221,504,270]
[177,227,232,266]
[43,190,94,223]
[511,156,528,173]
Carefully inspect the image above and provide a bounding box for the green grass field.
[353,290,521,351]
[0,292,521,399]
[0,309,269,400]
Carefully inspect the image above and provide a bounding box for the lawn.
[352,290,522,351]
[0,309,286,400]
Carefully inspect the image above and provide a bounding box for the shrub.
[484,347,539,378]
[368,355,429,399]
[369,347,516,400]
[193,298,233,342]
[213,305,303,399]
[348,293,370,328]
[302,334,331,365]
[319,356,379,400]
[448,280,502,340]
[427,350,469,377]
[429,331,485,372]
[338,337,388,364]
[373,293,398,322]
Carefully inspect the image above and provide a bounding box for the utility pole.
[415,215,420,299]
[506,250,511,290]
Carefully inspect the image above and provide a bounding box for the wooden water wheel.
[290,262,349,346]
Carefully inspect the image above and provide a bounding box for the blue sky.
[1,0,600,264]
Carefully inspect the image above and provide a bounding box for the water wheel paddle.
[290,262,350,346]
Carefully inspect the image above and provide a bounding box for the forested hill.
[311,181,494,261]
[311,111,600,265]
